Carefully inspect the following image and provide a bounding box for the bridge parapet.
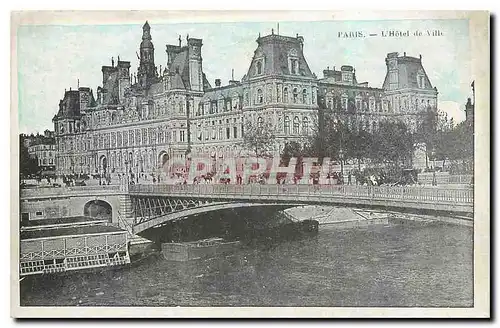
[129,184,474,214]
[20,185,126,200]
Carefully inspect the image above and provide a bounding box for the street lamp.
[339,148,344,185]
[431,148,437,186]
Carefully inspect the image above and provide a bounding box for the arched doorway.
[83,200,112,222]
[158,152,169,167]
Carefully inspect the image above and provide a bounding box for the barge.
[161,238,241,262]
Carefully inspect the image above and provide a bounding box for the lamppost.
[431,148,437,186]
[336,119,345,185]
[339,148,344,185]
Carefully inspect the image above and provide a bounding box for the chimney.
[215,79,221,87]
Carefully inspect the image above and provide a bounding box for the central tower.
[138,21,157,88]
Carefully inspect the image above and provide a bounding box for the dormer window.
[417,69,426,88]
[291,59,298,74]
[256,60,263,75]
[288,49,299,75]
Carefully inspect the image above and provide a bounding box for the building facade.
[22,130,56,173]
[52,22,438,178]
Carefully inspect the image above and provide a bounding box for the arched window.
[293,116,300,134]
[284,116,290,135]
[283,88,289,103]
[257,89,263,104]
[303,117,309,135]
[257,116,263,129]
[302,89,308,104]
[256,61,263,75]
[293,88,298,103]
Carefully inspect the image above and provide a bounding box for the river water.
[20,221,472,307]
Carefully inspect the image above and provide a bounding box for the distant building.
[51,22,439,177]
[21,130,56,173]
[465,81,475,127]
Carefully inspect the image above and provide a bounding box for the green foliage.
[242,121,276,158]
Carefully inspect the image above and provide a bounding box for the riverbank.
[285,205,472,227]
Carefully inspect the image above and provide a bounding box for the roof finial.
[272,28,274,35]
[77,78,79,89]
[111,57,114,67]
[118,55,120,62]
[232,68,234,80]
[186,33,189,42]
[277,23,279,35]
[419,54,422,60]
[258,32,261,38]
[179,35,182,47]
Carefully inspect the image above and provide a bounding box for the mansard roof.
[382,53,435,90]
[244,33,314,80]
[55,90,81,119]
[167,45,191,90]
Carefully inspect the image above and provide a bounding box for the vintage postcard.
[11,11,489,318]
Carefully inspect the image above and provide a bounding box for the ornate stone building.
[52,22,437,178]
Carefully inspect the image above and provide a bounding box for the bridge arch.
[132,202,297,234]
[84,199,112,222]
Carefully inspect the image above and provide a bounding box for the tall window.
[257,89,263,104]
[303,117,309,135]
[293,88,298,103]
[233,126,238,138]
[302,89,308,104]
[284,116,290,135]
[342,96,348,111]
[293,116,300,134]
[283,88,289,103]
[180,130,185,142]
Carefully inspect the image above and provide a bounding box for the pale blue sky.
[17,19,471,133]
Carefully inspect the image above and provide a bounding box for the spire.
[142,21,151,41]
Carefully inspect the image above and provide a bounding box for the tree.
[242,120,276,158]
[19,136,40,179]
[345,128,373,171]
[371,121,414,167]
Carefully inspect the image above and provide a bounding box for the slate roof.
[244,34,315,80]
[168,46,191,90]
[56,90,81,119]
[382,54,434,90]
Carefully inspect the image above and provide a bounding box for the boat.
[161,237,241,262]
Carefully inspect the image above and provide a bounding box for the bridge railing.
[129,184,473,204]
[20,184,123,198]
